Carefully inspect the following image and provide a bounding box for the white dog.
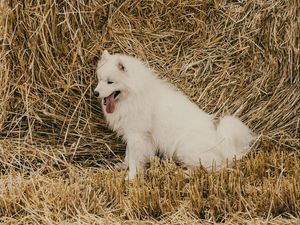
[94,50,253,179]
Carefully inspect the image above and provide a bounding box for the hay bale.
[0,0,299,223]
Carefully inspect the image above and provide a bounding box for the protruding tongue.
[105,92,116,113]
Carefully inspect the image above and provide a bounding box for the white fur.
[95,51,254,179]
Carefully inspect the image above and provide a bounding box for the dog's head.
[94,50,133,114]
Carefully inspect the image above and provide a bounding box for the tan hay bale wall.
[1,0,299,150]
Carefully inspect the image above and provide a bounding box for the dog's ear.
[101,50,110,60]
[118,60,126,72]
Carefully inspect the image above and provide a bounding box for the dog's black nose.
[94,91,100,97]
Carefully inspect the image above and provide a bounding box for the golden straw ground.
[0,0,299,224]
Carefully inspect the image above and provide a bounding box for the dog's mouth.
[103,91,121,114]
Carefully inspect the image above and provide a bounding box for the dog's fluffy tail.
[217,115,254,161]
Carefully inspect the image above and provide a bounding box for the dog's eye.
[107,81,114,84]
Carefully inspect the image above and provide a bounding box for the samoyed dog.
[94,50,253,179]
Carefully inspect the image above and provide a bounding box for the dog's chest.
[104,100,152,138]
[104,112,125,136]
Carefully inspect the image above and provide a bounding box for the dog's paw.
[125,170,137,181]
[125,174,134,181]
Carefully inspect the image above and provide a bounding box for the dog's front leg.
[126,133,155,180]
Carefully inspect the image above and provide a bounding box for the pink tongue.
[105,92,116,113]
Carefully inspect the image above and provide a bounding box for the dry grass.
[0,0,299,224]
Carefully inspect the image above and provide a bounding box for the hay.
[0,0,299,224]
